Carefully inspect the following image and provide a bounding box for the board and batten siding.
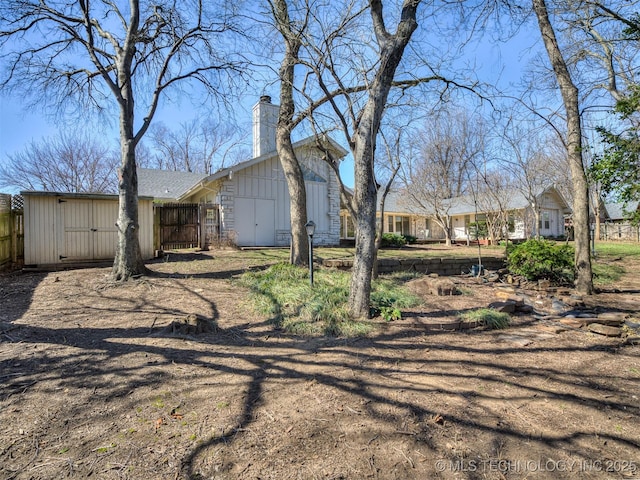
[230,154,338,247]
[23,192,154,266]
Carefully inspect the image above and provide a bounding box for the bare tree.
[266,0,368,266]
[0,0,246,280]
[372,127,403,279]
[0,132,118,193]
[148,119,245,174]
[268,0,313,266]
[333,0,421,318]
[497,118,559,239]
[533,0,594,294]
[401,109,485,246]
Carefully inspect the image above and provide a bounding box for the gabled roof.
[443,187,571,216]
[376,190,427,215]
[138,168,208,201]
[178,134,347,200]
[604,201,640,221]
[376,186,571,217]
[137,134,346,202]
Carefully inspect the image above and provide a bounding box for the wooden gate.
[200,204,220,248]
[158,203,219,250]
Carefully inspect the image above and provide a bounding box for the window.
[539,212,550,230]
[386,215,411,235]
[340,214,355,238]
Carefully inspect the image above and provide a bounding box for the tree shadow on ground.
[2,258,640,479]
[2,307,638,479]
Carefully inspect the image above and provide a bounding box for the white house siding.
[206,151,339,248]
[23,193,154,266]
[536,192,566,237]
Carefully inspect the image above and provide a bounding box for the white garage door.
[235,198,275,246]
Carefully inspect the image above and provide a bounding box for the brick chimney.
[252,95,279,157]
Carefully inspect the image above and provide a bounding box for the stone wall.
[322,256,505,276]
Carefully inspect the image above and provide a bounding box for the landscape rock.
[537,279,551,290]
[597,312,628,324]
[625,318,640,329]
[496,286,517,295]
[494,288,517,300]
[536,324,568,334]
[624,335,640,345]
[552,299,569,313]
[593,315,625,327]
[410,277,459,296]
[489,301,516,313]
[559,295,585,307]
[516,304,534,314]
[559,318,585,328]
[587,323,622,337]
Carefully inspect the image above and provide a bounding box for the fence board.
[0,212,10,267]
[0,194,24,269]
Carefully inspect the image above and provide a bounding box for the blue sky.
[0,15,541,194]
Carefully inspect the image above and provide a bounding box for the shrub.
[468,221,488,240]
[507,239,574,282]
[404,235,418,244]
[380,233,407,247]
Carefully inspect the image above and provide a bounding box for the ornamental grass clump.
[236,263,421,336]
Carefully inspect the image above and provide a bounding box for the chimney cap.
[259,95,272,103]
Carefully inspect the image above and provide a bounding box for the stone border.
[323,256,505,276]
[369,318,482,330]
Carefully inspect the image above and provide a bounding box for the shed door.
[62,199,92,260]
[61,199,117,260]
[235,198,275,246]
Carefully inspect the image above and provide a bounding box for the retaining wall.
[322,256,505,276]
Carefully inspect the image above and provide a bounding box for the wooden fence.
[600,222,640,242]
[0,194,24,270]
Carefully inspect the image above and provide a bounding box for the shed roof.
[20,190,154,201]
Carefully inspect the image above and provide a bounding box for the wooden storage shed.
[22,191,154,267]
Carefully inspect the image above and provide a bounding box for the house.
[600,201,640,241]
[139,96,348,248]
[340,186,571,243]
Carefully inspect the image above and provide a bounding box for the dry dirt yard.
[1,248,639,480]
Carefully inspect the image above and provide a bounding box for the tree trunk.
[273,0,309,266]
[348,0,419,318]
[533,0,593,294]
[444,217,453,246]
[111,15,147,281]
[373,198,385,279]
[277,128,309,266]
[112,134,146,280]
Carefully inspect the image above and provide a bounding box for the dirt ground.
[1,248,639,480]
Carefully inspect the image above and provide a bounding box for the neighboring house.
[139,96,348,248]
[340,186,571,242]
[600,201,640,241]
